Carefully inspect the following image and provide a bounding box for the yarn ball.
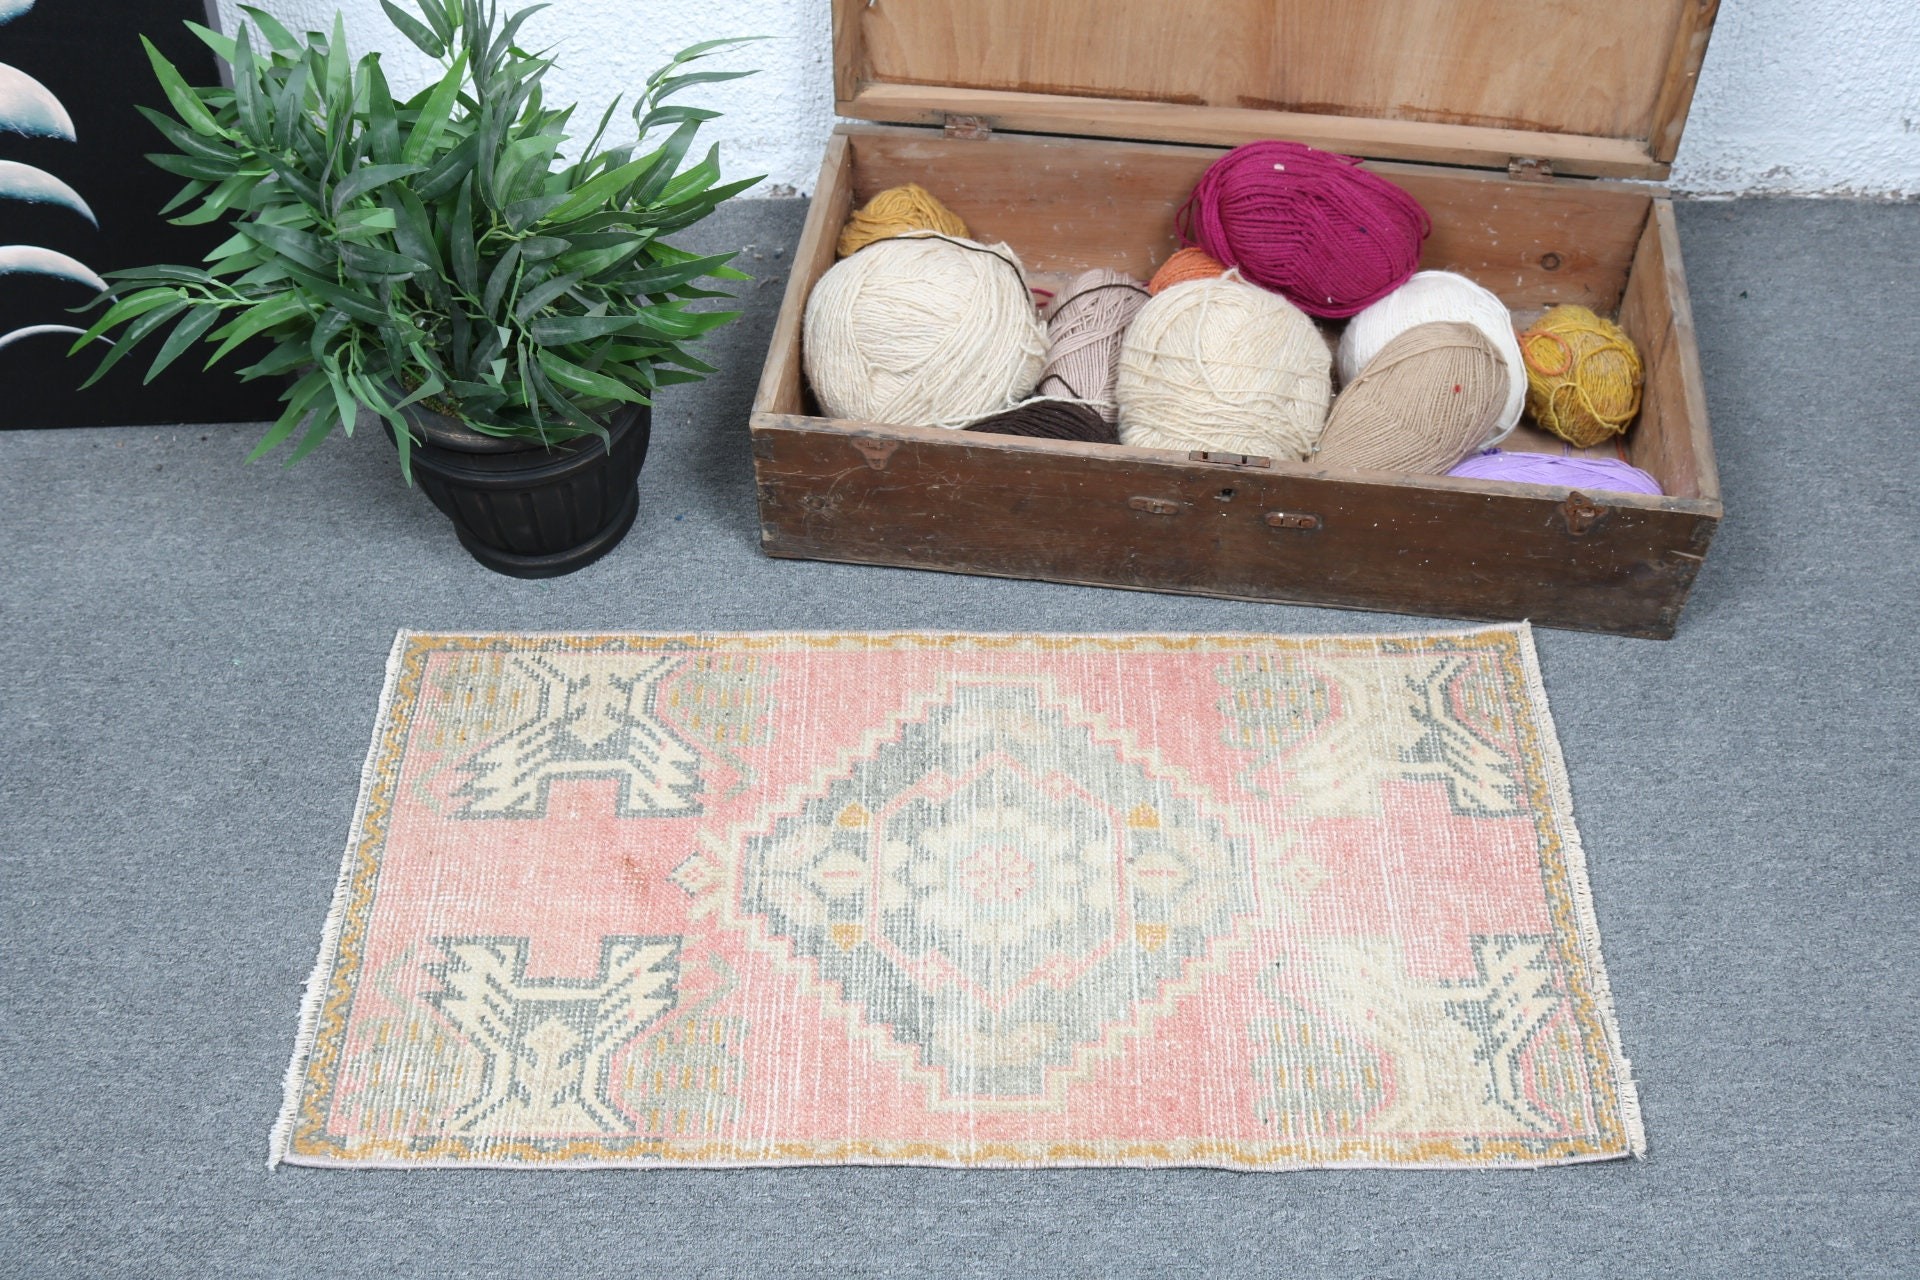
[1115,275,1331,461]
[804,234,1046,428]
[962,400,1118,444]
[1314,321,1509,474]
[1034,269,1149,422]
[1519,304,1644,447]
[1448,449,1663,496]
[1337,271,1525,448]
[836,183,970,258]
[1178,140,1431,319]
[1148,247,1226,295]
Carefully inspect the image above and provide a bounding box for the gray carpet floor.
[1,197,1915,1278]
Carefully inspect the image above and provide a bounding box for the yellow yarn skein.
[837,184,970,258]
[1519,304,1644,447]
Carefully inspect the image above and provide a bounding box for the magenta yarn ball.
[1178,140,1432,319]
[1447,450,1663,495]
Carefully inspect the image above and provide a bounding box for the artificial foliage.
[75,0,759,477]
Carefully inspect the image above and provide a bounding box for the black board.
[1,1,280,428]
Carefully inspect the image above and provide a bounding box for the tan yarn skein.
[803,234,1046,428]
[1035,269,1149,422]
[836,184,970,258]
[1115,275,1331,461]
[1314,321,1509,474]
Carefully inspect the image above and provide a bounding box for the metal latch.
[1264,511,1322,531]
[943,114,992,140]
[1560,490,1610,536]
[1508,156,1554,182]
[1187,451,1272,468]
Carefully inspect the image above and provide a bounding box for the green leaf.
[449,181,479,294]
[238,5,301,53]
[270,59,311,152]
[537,350,649,404]
[338,241,429,279]
[147,152,238,182]
[240,221,332,272]
[481,241,523,320]
[541,149,662,224]
[412,133,479,201]
[330,161,425,213]
[69,287,184,352]
[230,27,266,142]
[380,0,446,57]
[286,397,345,463]
[401,50,468,164]
[250,368,332,460]
[324,11,351,104]
[363,56,402,165]
[650,68,756,102]
[183,20,237,63]
[141,37,223,138]
[526,313,639,345]
[203,293,309,368]
[135,104,236,161]
[144,306,225,383]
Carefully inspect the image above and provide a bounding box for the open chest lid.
[832,0,1721,181]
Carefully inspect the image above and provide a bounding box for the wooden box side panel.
[840,0,1711,172]
[1618,199,1721,503]
[750,420,1717,638]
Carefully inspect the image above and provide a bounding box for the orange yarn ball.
[1148,247,1227,295]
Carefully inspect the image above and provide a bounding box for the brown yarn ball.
[1314,321,1510,474]
[1148,246,1227,295]
[962,401,1118,444]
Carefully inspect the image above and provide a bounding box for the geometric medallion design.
[275,627,1643,1170]
[733,677,1259,1103]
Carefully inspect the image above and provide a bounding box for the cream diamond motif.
[736,678,1258,1102]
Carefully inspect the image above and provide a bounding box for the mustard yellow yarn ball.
[837,184,971,258]
[1519,304,1644,448]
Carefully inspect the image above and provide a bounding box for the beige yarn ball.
[1315,321,1509,474]
[1336,271,1525,448]
[803,234,1046,428]
[1115,275,1331,460]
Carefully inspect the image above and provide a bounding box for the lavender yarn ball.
[1447,450,1663,495]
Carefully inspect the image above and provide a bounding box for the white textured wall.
[214,0,1920,198]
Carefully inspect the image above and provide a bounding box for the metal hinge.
[943,113,992,140]
[1508,156,1554,183]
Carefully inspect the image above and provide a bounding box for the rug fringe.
[1513,621,1647,1158]
[269,629,416,1169]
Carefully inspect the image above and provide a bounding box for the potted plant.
[76,1,758,576]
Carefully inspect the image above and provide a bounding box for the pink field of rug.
[273,626,1642,1170]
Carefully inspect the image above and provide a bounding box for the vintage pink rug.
[273,626,1642,1170]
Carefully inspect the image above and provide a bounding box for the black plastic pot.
[390,402,651,578]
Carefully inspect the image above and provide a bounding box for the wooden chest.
[749,0,1724,638]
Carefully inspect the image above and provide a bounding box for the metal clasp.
[1187,451,1272,468]
[1263,511,1322,531]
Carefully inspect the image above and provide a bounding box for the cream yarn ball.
[1115,275,1331,460]
[803,233,1046,428]
[1335,270,1525,447]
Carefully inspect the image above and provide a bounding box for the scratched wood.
[748,415,1719,638]
[836,0,1720,178]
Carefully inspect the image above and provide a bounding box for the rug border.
[269,629,413,1169]
[1511,627,1648,1159]
[270,621,1645,1170]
